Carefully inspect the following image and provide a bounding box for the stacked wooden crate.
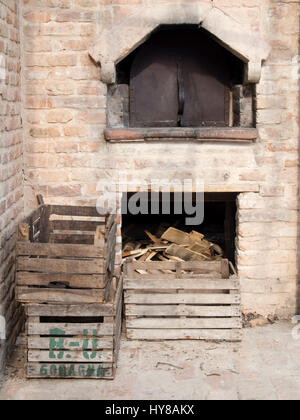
[124,259,242,342]
[16,204,121,379]
[25,279,122,379]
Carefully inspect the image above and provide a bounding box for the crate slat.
[17,257,105,275]
[28,350,114,363]
[124,278,239,290]
[18,287,106,305]
[125,292,240,305]
[126,304,241,317]
[26,363,114,379]
[127,317,242,329]
[28,337,114,350]
[17,243,104,258]
[25,303,115,317]
[17,272,107,289]
[27,321,114,336]
[127,329,242,341]
[50,220,103,232]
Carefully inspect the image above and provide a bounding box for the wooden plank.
[113,279,123,315]
[166,244,208,262]
[106,214,116,234]
[26,303,114,317]
[127,329,243,341]
[126,304,241,317]
[17,257,104,274]
[129,260,222,271]
[189,230,205,243]
[161,227,190,245]
[124,278,239,290]
[221,259,230,279]
[28,350,113,363]
[127,272,222,280]
[28,337,114,350]
[124,292,240,305]
[49,234,95,245]
[39,205,52,243]
[51,205,106,218]
[26,363,114,379]
[145,230,161,244]
[17,287,105,305]
[27,321,114,336]
[50,220,103,232]
[17,242,104,258]
[16,272,106,289]
[127,318,242,329]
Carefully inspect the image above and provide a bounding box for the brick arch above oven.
[89,3,271,85]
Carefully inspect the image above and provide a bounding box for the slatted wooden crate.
[16,204,117,305]
[124,260,242,342]
[25,278,122,379]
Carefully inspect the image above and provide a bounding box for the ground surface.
[0,321,299,400]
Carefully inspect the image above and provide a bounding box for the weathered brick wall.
[0,0,23,371]
[22,0,299,317]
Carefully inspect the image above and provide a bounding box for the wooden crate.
[123,260,242,342]
[25,278,122,379]
[16,205,117,305]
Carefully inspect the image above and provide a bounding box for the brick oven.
[0,0,299,371]
[21,1,300,318]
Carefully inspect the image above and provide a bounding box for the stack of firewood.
[122,227,223,264]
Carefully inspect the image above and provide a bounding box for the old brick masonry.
[0,0,299,372]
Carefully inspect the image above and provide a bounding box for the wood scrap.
[122,224,226,275]
[145,230,161,244]
[161,227,190,245]
[166,244,208,262]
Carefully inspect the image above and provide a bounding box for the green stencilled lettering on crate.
[59,365,67,377]
[82,330,98,360]
[86,365,96,377]
[97,364,105,378]
[49,336,66,360]
[50,365,57,376]
[40,364,48,376]
[78,365,86,377]
[68,365,75,377]
[49,328,65,336]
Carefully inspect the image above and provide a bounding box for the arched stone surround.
[89,3,271,84]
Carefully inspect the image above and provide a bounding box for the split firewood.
[122,225,224,272]
[123,249,149,259]
[166,244,207,262]
[189,230,205,243]
[188,244,211,259]
[145,230,161,244]
[189,243,211,257]
[163,253,185,263]
[123,241,138,252]
[161,227,190,245]
[145,251,158,261]
[211,243,223,256]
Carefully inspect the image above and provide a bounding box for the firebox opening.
[122,192,237,267]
